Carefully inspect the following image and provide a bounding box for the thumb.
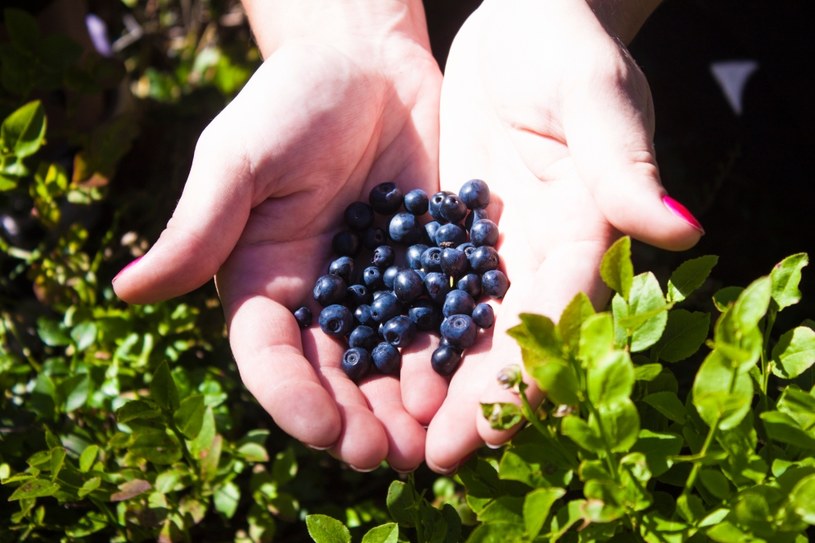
[564,54,705,251]
[112,120,252,304]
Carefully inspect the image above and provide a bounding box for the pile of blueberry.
[293,179,509,381]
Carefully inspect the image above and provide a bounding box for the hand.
[112,3,443,472]
[423,0,704,472]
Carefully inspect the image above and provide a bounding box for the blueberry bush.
[3,3,815,543]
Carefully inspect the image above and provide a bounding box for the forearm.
[241,0,431,59]
[585,0,663,44]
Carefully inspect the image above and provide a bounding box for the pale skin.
[113,0,703,474]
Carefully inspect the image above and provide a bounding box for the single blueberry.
[313,274,347,306]
[403,188,429,215]
[348,325,379,350]
[439,193,468,223]
[440,247,468,278]
[458,178,491,209]
[319,304,354,337]
[388,212,423,244]
[424,221,441,243]
[482,269,510,298]
[372,342,401,374]
[393,268,425,303]
[346,284,371,306]
[457,242,477,259]
[328,255,355,283]
[424,272,452,304]
[472,302,495,329]
[344,201,374,230]
[383,265,401,289]
[381,315,416,348]
[370,291,402,323]
[362,266,383,289]
[464,207,490,230]
[341,347,372,381]
[293,306,312,329]
[406,243,429,269]
[332,230,360,256]
[372,245,395,269]
[428,191,453,221]
[440,314,478,349]
[362,227,387,250]
[431,344,463,376]
[369,181,403,214]
[469,245,500,273]
[443,289,476,317]
[434,223,467,247]
[408,300,442,331]
[469,219,500,247]
[457,273,482,298]
[354,304,374,326]
[420,246,443,272]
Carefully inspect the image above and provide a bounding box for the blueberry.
[354,304,375,326]
[293,306,312,329]
[428,191,453,221]
[472,302,495,329]
[469,219,500,247]
[457,273,482,298]
[482,269,510,298]
[440,193,468,223]
[372,245,395,268]
[393,268,424,303]
[431,344,463,376]
[381,315,416,348]
[362,227,387,250]
[420,247,443,272]
[362,266,383,289]
[469,246,500,273]
[370,291,402,323]
[406,243,429,269]
[329,256,355,282]
[319,304,354,337]
[459,178,491,209]
[369,181,403,214]
[344,201,374,231]
[388,212,423,244]
[341,347,372,381]
[443,289,475,317]
[440,314,478,349]
[440,247,468,278]
[424,221,441,243]
[349,325,379,350]
[346,284,371,306]
[372,342,401,374]
[434,223,467,247]
[465,208,490,230]
[383,265,401,289]
[313,274,347,306]
[408,300,442,331]
[457,242,477,259]
[424,272,452,304]
[332,230,360,256]
[403,188,429,215]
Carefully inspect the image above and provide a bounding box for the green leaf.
[361,523,399,543]
[190,405,216,457]
[481,402,523,431]
[508,313,562,361]
[770,253,808,310]
[60,373,90,412]
[594,399,640,452]
[692,350,753,430]
[116,399,161,423]
[642,391,687,424]
[523,487,565,538]
[1,100,46,158]
[79,445,99,473]
[771,326,815,379]
[200,434,223,482]
[37,317,71,347]
[386,480,418,528]
[528,360,579,407]
[70,321,97,351]
[8,478,60,501]
[587,350,634,406]
[129,428,182,465]
[667,255,718,303]
[789,474,815,524]
[214,481,240,519]
[271,447,298,486]
[631,429,683,478]
[776,386,815,430]
[150,361,179,413]
[561,415,604,453]
[600,236,633,299]
[760,411,815,450]
[306,514,352,543]
[699,469,731,500]
[174,393,206,439]
[77,476,101,498]
[732,276,772,332]
[557,291,596,354]
[579,312,616,366]
[651,310,710,363]
[616,272,669,352]
[712,286,743,312]
[477,495,524,524]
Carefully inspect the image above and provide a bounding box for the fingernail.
[485,441,506,450]
[433,463,459,475]
[662,195,704,234]
[304,443,332,451]
[112,256,143,283]
[393,467,417,476]
[348,463,380,473]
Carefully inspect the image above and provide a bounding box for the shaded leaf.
[692,350,753,430]
[652,310,710,363]
[110,479,151,502]
[8,478,59,501]
[771,326,815,379]
[667,255,718,303]
[770,253,808,310]
[1,100,46,158]
[600,236,633,299]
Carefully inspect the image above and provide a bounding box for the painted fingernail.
[112,256,143,283]
[662,195,704,234]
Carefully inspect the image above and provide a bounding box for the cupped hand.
[423,0,704,473]
[112,33,443,472]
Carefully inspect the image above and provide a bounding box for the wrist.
[585,0,662,44]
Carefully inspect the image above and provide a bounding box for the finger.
[399,332,449,426]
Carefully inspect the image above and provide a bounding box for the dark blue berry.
[313,274,347,306]
[362,227,387,250]
[370,291,402,323]
[369,182,403,214]
[440,247,468,278]
[332,230,360,256]
[346,284,371,306]
[469,246,500,273]
[464,207,490,230]
[482,269,510,298]
[472,302,495,329]
[293,306,312,329]
[372,342,401,374]
[388,212,423,244]
[406,243,429,269]
[341,347,372,381]
[408,301,442,331]
[403,188,429,215]
[459,178,491,209]
[371,245,395,268]
[383,265,401,289]
[362,266,383,289]
[344,201,374,230]
[393,268,424,303]
[457,273,482,298]
[329,256,355,282]
[431,344,463,376]
[428,191,453,221]
[440,314,478,349]
[434,223,467,247]
[469,219,500,247]
[381,315,416,348]
[424,221,441,243]
[440,193,468,223]
[319,304,354,337]
[354,304,374,326]
[424,272,452,304]
[349,325,379,350]
[443,289,475,317]
[457,242,477,258]
[420,247,443,272]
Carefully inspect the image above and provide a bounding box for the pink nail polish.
[662,195,705,234]
[112,256,143,283]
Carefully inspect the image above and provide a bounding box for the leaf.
[600,236,633,299]
[70,321,97,351]
[361,523,399,543]
[8,478,60,501]
[79,445,99,473]
[631,430,683,478]
[770,253,808,310]
[523,487,565,538]
[527,360,579,407]
[692,350,753,430]
[60,373,90,412]
[561,415,603,453]
[667,255,718,303]
[557,292,596,354]
[507,313,562,361]
[116,400,161,423]
[578,312,616,366]
[149,361,179,413]
[271,447,298,486]
[386,480,418,528]
[699,469,731,500]
[760,411,815,450]
[173,393,206,439]
[593,399,640,452]
[129,428,182,465]
[306,514,352,543]
[77,476,101,498]
[651,310,710,363]
[110,479,151,501]
[477,495,524,524]
[732,276,771,332]
[642,391,687,424]
[771,326,815,379]
[587,350,634,406]
[789,474,815,524]
[481,402,523,431]
[617,272,669,352]
[1,100,46,158]
[200,434,223,482]
[214,481,240,519]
